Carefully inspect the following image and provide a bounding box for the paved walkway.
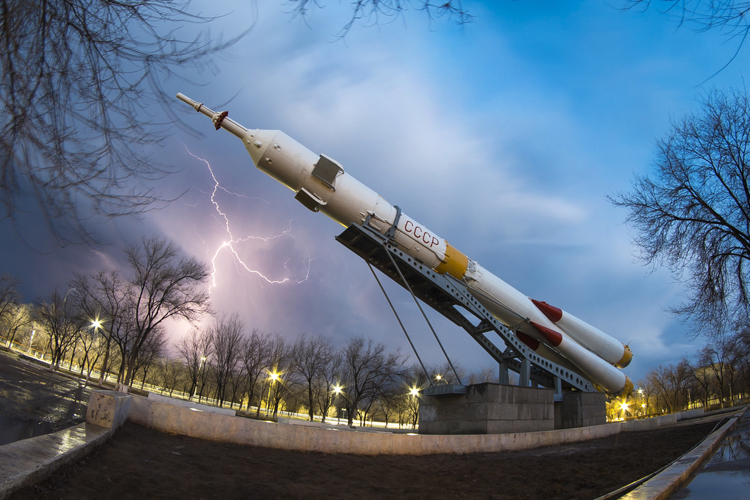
[0,350,91,445]
[670,409,750,500]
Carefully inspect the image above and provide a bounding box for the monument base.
[555,391,607,429]
[418,383,554,435]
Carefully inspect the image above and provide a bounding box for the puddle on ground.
[671,470,750,500]
[671,412,750,499]
[0,413,58,446]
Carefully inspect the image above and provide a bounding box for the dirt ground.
[1,349,720,500]
[8,418,717,500]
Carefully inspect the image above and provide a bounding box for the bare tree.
[131,327,168,390]
[316,351,343,423]
[2,303,32,348]
[124,236,211,387]
[612,89,750,337]
[34,288,85,370]
[0,0,248,244]
[290,0,471,36]
[265,335,296,419]
[0,275,20,324]
[627,1,750,69]
[157,357,185,397]
[685,355,713,408]
[697,334,745,407]
[71,269,132,387]
[209,313,245,407]
[239,329,271,414]
[176,328,213,400]
[292,334,335,421]
[339,336,406,427]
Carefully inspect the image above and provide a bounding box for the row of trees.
[2,247,503,428]
[636,330,750,414]
[0,236,211,389]
[164,320,497,427]
[176,325,417,427]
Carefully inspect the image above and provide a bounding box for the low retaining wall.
[0,390,132,500]
[147,393,236,416]
[621,408,705,432]
[128,395,621,455]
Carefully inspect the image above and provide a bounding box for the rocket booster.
[177,93,634,396]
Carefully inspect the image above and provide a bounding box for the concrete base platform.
[555,391,607,429]
[418,383,554,435]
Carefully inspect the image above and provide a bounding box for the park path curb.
[0,390,131,500]
[0,423,111,500]
[619,406,746,500]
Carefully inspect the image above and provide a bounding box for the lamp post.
[192,355,206,400]
[267,371,280,417]
[27,330,35,354]
[333,385,342,425]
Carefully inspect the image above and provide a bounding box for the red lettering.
[432,236,439,248]
[404,220,413,233]
[414,226,422,238]
[423,232,431,244]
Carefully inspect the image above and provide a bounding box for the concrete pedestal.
[418,383,554,435]
[86,390,132,430]
[555,392,607,429]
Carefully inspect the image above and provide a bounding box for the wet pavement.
[670,409,750,500]
[0,350,91,445]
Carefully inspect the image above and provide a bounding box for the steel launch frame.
[336,223,596,395]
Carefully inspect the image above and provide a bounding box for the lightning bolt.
[185,147,313,293]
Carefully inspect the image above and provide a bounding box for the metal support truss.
[336,223,595,393]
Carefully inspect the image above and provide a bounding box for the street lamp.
[409,387,419,397]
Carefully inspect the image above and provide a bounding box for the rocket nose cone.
[242,129,279,166]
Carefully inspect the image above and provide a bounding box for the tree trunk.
[98,338,112,388]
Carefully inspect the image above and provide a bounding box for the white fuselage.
[174,93,633,396]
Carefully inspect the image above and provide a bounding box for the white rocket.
[177,93,634,396]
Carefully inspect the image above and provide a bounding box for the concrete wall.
[87,390,132,430]
[128,394,619,455]
[0,391,132,500]
[147,393,236,416]
[621,413,678,432]
[419,384,554,435]
[558,392,607,429]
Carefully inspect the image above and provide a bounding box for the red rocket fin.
[530,299,563,323]
[530,322,563,347]
[516,331,540,351]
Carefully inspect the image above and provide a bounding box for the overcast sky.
[3,1,749,384]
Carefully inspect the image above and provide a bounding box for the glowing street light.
[270,371,280,382]
[333,385,342,395]
[409,387,419,397]
[91,319,102,330]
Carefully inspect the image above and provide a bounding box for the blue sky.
[3,1,748,384]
